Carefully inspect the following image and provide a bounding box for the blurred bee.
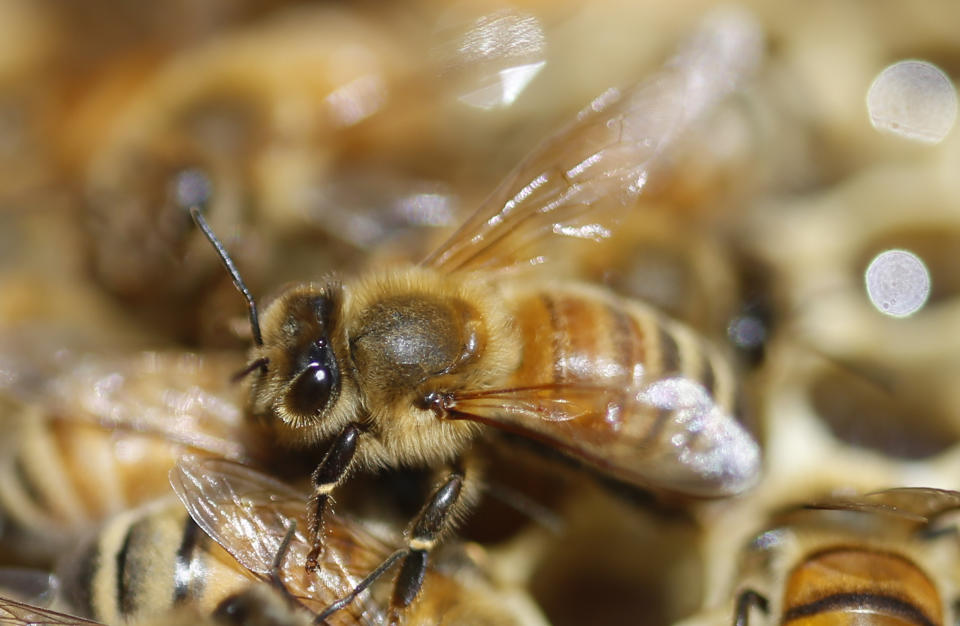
[730,488,960,626]
[44,456,544,626]
[71,6,460,346]
[189,10,765,617]
[0,347,253,562]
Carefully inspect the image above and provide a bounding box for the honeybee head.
[182,178,345,429]
[254,285,345,428]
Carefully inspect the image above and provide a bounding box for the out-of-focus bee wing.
[171,456,391,622]
[807,488,960,523]
[445,378,760,497]
[422,9,762,274]
[0,596,103,626]
[48,352,251,462]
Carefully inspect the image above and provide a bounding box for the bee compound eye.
[287,361,336,418]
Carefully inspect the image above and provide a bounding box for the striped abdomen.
[506,283,737,413]
[0,415,184,544]
[782,548,942,626]
[57,499,251,624]
[468,282,759,496]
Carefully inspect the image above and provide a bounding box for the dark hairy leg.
[306,423,361,572]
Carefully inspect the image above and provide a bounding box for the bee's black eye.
[287,340,340,419]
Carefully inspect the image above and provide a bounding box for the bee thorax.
[351,294,478,393]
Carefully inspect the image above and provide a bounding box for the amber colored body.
[0,416,185,533]
[500,282,738,482]
[199,14,763,617]
[251,267,750,497]
[782,548,942,626]
[0,351,249,557]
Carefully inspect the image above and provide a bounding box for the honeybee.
[189,10,764,616]
[43,455,544,626]
[728,488,960,626]
[0,347,252,561]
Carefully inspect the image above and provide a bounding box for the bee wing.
[446,378,760,497]
[0,341,246,459]
[0,569,59,609]
[808,488,960,523]
[423,9,762,274]
[170,455,308,577]
[170,456,391,623]
[47,352,251,461]
[0,596,103,626]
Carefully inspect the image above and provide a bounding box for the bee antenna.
[176,169,264,347]
[232,357,270,382]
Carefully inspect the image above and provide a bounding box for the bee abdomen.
[57,500,249,625]
[509,286,736,412]
[783,548,943,626]
[0,416,179,541]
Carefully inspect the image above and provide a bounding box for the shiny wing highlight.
[423,9,762,274]
[170,456,390,623]
[445,377,760,497]
[46,352,250,461]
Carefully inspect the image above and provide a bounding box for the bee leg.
[218,522,309,625]
[268,521,298,598]
[306,423,361,571]
[734,589,769,626]
[388,470,466,621]
[315,468,475,624]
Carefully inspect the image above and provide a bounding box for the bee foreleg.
[389,469,467,620]
[734,589,769,626]
[306,423,361,571]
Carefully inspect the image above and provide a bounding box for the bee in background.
[188,9,764,618]
[730,488,960,626]
[44,455,546,626]
[0,347,253,563]
[71,5,467,347]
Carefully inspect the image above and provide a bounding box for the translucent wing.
[0,348,253,548]
[170,455,305,576]
[807,487,960,523]
[0,596,102,626]
[0,570,59,609]
[423,9,762,274]
[444,377,760,497]
[50,352,251,461]
[170,456,391,623]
